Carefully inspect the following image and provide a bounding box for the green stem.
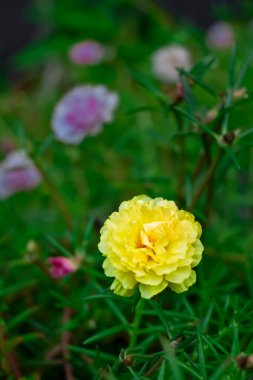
[35,159,73,231]
[172,108,186,203]
[128,298,145,350]
[189,149,223,210]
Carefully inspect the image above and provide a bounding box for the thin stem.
[35,160,73,231]
[172,108,186,203]
[128,298,145,350]
[192,152,205,179]
[61,307,73,380]
[205,174,214,220]
[201,133,212,166]
[189,149,223,210]
[6,351,21,379]
[0,321,21,379]
[193,133,212,180]
[145,358,164,377]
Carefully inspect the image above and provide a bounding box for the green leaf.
[231,320,240,355]
[127,69,167,104]
[164,349,184,380]
[46,235,73,258]
[148,300,172,337]
[126,106,159,115]
[238,127,253,140]
[37,135,54,158]
[179,74,195,112]
[179,68,217,98]
[209,360,232,380]
[223,145,241,170]
[0,280,37,298]
[197,331,207,379]
[228,46,237,87]
[127,367,147,380]
[82,217,95,244]
[68,345,117,362]
[83,324,130,345]
[173,107,218,139]
[201,336,221,361]
[82,292,132,302]
[178,361,203,379]
[7,306,40,330]
[158,360,166,380]
[221,92,253,114]
[185,174,193,208]
[235,54,253,88]
[203,335,229,356]
[91,282,128,324]
[200,303,214,332]
[190,56,216,78]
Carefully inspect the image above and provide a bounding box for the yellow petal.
[135,271,163,285]
[116,271,137,289]
[111,279,136,297]
[139,281,168,299]
[168,270,196,293]
[165,266,191,283]
[102,258,115,277]
[191,240,204,267]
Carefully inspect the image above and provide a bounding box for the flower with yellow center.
[98,195,203,299]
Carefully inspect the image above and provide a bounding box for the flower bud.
[233,88,247,101]
[69,40,105,66]
[206,22,234,49]
[47,256,80,279]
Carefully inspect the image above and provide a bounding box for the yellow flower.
[98,195,203,299]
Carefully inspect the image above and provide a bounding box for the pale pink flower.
[48,256,78,279]
[151,45,192,84]
[206,22,234,49]
[0,151,41,200]
[52,85,119,144]
[69,40,105,65]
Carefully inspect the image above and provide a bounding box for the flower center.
[139,221,170,252]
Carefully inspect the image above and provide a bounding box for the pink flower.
[52,85,119,144]
[69,40,105,65]
[48,256,77,279]
[206,22,234,49]
[0,151,41,199]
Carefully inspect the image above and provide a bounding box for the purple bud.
[69,40,105,65]
[206,22,234,49]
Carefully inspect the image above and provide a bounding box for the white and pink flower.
[0,151,41,199]
[52,85,118,144]
[151,44,192,84]
[69,40,105,65]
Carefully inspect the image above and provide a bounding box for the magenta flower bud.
[69,40,105,65]
[52,85,119,144]
[206,22,234,49]
[47,256,78,279]
[0,151,41,200]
